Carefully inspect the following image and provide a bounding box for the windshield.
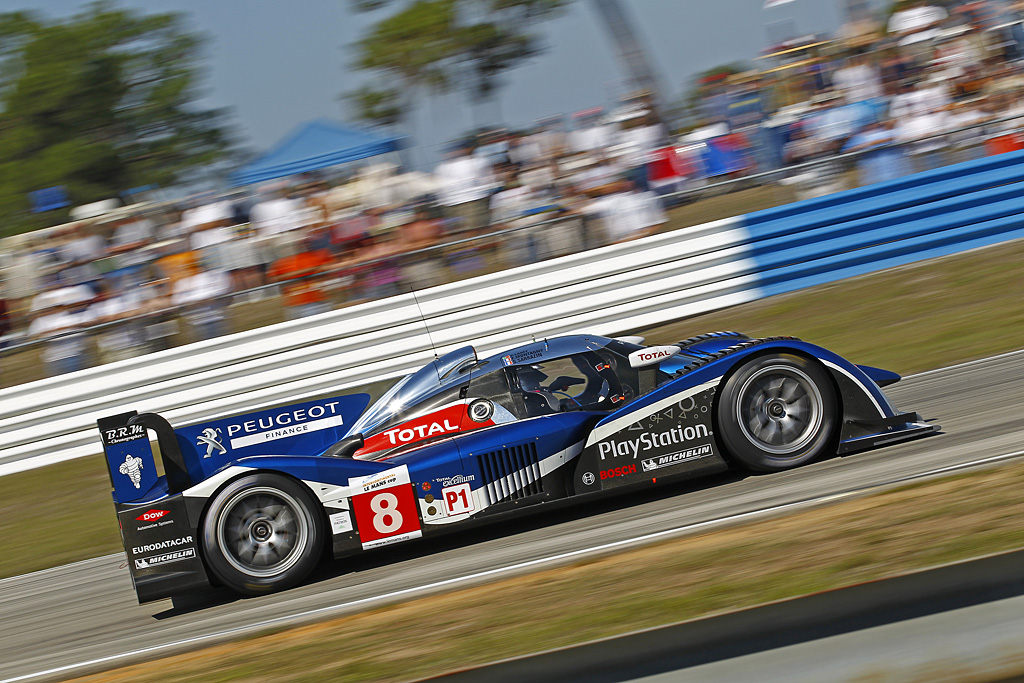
[345,346,477,437]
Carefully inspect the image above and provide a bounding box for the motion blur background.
[2,0,1024,386]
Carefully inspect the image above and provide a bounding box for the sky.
[1,0,860,167]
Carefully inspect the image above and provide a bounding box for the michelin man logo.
[119,454,144,489]
[197,428,227,458]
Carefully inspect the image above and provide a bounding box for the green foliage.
[0,1,236,234]
[345,85,404,128]
[346,0,568,130]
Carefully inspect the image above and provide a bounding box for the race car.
[98,332,936,602]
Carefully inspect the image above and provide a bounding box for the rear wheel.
[201,473,324,596]
[716,353,837,472]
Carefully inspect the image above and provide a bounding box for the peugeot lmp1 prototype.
[99,332,936,602]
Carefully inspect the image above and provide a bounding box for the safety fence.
[3,148,1024,475]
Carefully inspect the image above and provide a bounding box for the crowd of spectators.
[0,113,671,379]
[697,0,1024,198]
[3,0,1024,380]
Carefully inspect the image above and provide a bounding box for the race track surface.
[3,349,1023,682]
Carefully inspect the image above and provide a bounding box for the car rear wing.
[99,411,190,505]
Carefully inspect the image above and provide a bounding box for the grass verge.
[66,459,1024,683]
[2,236,1024,580]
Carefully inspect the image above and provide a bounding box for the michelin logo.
[641,444,714,472]
[197,427,227,458]
[134,547,196,569]
[118,454,144,488]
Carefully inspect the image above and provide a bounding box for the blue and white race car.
[99,332,936,602]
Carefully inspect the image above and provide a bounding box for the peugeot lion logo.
[196,428,227,458]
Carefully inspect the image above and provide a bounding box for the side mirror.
[324,433,364,458]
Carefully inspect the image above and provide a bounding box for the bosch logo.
[600,464,636,480]
[135,509,170,522]
[469,400,494,423]
[582,472,596,486]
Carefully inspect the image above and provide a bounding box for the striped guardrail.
[3,149,1024,476]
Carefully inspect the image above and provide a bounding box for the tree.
[345,85,404,128]
[350,0,459,132]
[0,2,236,232]
[346,0,568,131]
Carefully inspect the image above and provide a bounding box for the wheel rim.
[735,365,824,456]
[216,487,309,578]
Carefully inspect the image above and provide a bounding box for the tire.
[715,353,837,472]
[201,473,325,596]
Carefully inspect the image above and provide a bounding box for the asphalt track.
[2,349,1024,682]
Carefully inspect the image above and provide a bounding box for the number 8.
[370,492,403,533]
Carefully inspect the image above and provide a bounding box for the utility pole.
[589,0,668,120]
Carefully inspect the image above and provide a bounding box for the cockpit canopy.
[345,345,479,437]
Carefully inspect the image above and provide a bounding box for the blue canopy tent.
[230,119,402,186]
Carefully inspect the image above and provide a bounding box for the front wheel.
[201,473,325,596]
[716,353,837,472]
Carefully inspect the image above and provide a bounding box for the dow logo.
[135,509,170,522]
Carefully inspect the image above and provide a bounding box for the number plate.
[442,483,476,516]
[349,465,423,549]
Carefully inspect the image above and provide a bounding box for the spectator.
[583,178,667,245]
[30,275,94,317]
[226,223,271,301]
[897,100,950,171]
[400,205,446,291]
[507,131,543,167]
[138,276,177,353]
[60,222,104,289]
[171,261,231,342]
[474,129,512,167]
[250,187,306,265]
[946,97,988,163]
[833,51,884,104]
[614,108,667,190]
[106,213,155,288]
[331,206,376,257]
[888,0,950,70]
[781,122,846,200]
[489,172,535,226]
[88,279,145,364]
[805,91,857,153]
[526,116,567,160]
[267,237,333,320]
[190,212,236,292]
[567,109,614,155]
[4,237,45,328]
[27,278,95,376]
[844,118,910,185]
[433,141,495,233]
[107,213,154,266]
[352,229,403,300]
[250,187,303,238]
